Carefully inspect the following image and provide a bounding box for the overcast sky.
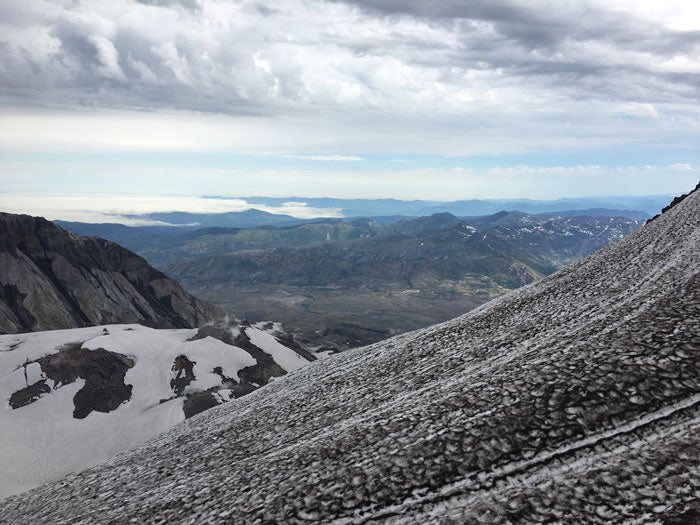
[1,0,699,219]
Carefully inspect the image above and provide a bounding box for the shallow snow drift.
[0,322,310,499]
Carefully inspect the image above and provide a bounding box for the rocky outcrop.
[647,180,700,223]
[0,212,221,333]
[10,342,135,419]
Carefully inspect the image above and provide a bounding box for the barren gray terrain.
[1,186,698,523]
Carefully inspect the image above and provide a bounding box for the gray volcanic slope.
[2,188,699,523]
[0,213,221,333]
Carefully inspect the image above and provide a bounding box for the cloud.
[0,194,344,223]
[284,154,364,161]
[0,0,699,160]
[612,102,659,119]
[88,35,127,81]
[134,0,201,10]
[2,0,699,117]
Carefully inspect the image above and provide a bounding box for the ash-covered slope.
[2,188,699,523]
[0,212,220,333]
[0,321,311,499]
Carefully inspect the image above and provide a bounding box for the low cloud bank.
[0,194,344,225]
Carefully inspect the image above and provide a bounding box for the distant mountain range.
[62,219,382,265]
[54,195,665,236]
[159,211,643,350]
[536,208,651,219]
[3,187,696,523]
[13,204,642,349]
[131,208,303,228]
[58,209,646,266]
[224,194,670,218]
[0,213,221,334]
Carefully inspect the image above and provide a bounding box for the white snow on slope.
[246,327,307,372]
[0,323,307,499]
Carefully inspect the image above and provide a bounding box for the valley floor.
[192,279,506,350]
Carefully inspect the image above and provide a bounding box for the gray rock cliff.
[0,212,221,333]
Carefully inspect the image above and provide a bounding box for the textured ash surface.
[0,212,221,334]
[1,188,698,523]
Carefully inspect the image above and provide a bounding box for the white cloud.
[3,105,698,157]
[284,154,365,161]
[588,0,700,31]
[1,163,695,207]
[88,35,127,81]
[612,103,659,119]
[150,41,193,85]
[127,55,158,83]
[2,0,699,126]
[670,163,692,171]
[0,194,343,223]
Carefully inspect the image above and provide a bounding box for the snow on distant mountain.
[0,321,312,499]
[536,208,651,220]
[2,184,697,521]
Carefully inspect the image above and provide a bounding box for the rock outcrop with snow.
[1,187,698,523]
[0,321,311,499]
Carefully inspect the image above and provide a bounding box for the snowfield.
[0,186,699,523]
[246,327,308,372]
[0,323,310,500]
